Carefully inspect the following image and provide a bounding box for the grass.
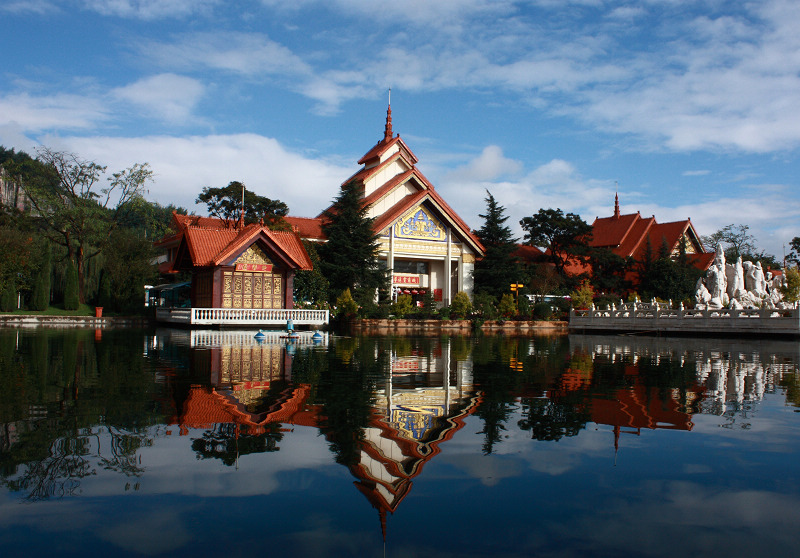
[0,304,96,316]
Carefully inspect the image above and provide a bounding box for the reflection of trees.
[780,373,800,410]
[3,436,94,501]
[0,328,164,500]
[298,337,390,466]
[517,398,589,441]
[192,423,283,466]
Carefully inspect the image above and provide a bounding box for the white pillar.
[445,227,452,305]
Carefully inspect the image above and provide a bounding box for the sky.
[2,0,800,260]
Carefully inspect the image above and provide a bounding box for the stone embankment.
[351,319,568,336]
[0,315,150,328]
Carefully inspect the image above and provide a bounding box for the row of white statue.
[695,245,790,309]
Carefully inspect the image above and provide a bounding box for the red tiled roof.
[180,223,312,271]
[357,135,419,166]
[512,245,545,263]
[589,212,641,249]
[361,168,417,208]
[687,252,715,271]
[172,212,233,231]
[345,151,406,188]
[284,216,326,240]
[618,216,655,259]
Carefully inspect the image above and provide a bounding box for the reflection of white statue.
[694,245,792,310]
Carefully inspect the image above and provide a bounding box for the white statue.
[693,245,790,310]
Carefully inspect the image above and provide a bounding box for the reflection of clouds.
[286,513,375,557]
[99,510,192,555]
[560,481,800,558]
[437,413,623,481]
[141,425,336,497]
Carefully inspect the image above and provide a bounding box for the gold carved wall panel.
[222,270,284,309]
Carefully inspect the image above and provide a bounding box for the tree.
[318,181,385,301]
[520,208,592,280]
[97,228,159,313]
[589,247,630,296]
[701,224,757,262]
[473,191,521,298]
[196,181,288,229]
[31,247,51,311]
[293,240,330,307]
[63,260,79,310]
[781,268,800,303]
[527,263,563,302]
[787,237,800,267]
[22,148,152,304]
[639,238,700,303]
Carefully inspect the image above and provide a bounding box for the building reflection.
[143,330,800,534]
[567,334,800,438]
[353,343,480,537]
[152,330,480,536]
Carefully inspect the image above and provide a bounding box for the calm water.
[1,327,800,558]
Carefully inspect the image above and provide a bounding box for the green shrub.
[392,294,413,317]
[498,293,517,318]
[334,288,358,318]
[569,280,594,309]
[472,292,498,320]
[532,302,553,320]
[450,292,472,319]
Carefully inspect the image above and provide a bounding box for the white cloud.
[81,0,220,19]
[112,74,205,124]
[0,0,57,14]
[41,133,351,216]
[446,145,522,182]
[0,92,109,132]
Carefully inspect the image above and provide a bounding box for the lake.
[1,327,799,557]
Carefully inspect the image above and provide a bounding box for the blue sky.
[2,0,799,259]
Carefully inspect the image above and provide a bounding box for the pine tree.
[318,181,385,302]
[64,260,80,310]
[0,281,16,312]
[31,248,51,311]
[473,191,521,299]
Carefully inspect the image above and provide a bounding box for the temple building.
[515,193,716,287]
[589,193,714,269]
[150,213,324,326]
[286,104,485,305]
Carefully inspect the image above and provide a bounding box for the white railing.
[570,303,800,336]
[156,307,329,326]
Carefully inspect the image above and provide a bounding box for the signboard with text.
[235,263,273,273]
[393,275,420,285]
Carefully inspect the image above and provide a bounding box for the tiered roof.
[587,194,714,272]
[293,104,484,255]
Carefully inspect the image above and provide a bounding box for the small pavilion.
[152,213,328,326]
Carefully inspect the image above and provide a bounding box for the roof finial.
[614,184,620,219]
[383,88,393,142]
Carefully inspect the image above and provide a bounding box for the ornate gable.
[234,243,275,272]
[394,205,447,241]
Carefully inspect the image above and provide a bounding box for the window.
[394,260,429,275]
